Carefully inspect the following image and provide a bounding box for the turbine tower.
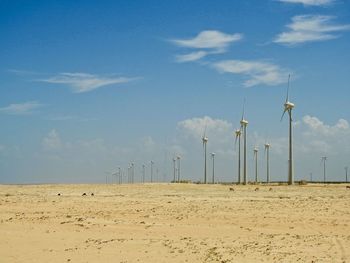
[281,74,295,185]
[172,157,176,183]
[345,166,348,183]
[253,147,258,183]
[264,143,270,183]
[235,129,242,184]
[150,161,154,183]
[321,156,327,183]
[211,152,215,184]
[177,155,181,182]
[240,101,248,185]
[202,124,208,184]
[142,164,145,183]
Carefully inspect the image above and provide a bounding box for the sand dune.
[0,183,349,262]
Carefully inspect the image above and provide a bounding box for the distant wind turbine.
[321,156,327,183]
[211,152,215,184]
[345,166,348,183]
[142,164,145,183]
[234,129,242,184]
[253,147,258,183]
[172,157,176,183]
[281,74,295,185]
[202,123,208,184]
[240,101,248,185]
[151,161,154,183]
[264,142,270,183]
[177,155,181,182]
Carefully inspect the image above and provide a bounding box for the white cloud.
[302,115,349,137]
[175,51,209,63]
[39,73,136,93]
[42,129,63,151]
[212,59,288,87]
[0,101,43,115]
[171,30,242,62]
[274,15,350,45]
[278,0,334,6]
[178,116,232,139]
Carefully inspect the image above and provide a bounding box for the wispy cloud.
[171,30,243,62]
[212,60,288,87]
[175,51,209,63]
[38,73,136,93]
[278,0,335,6]
[274,15,350,45]
[0,101,43,115]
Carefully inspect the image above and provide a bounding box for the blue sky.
[1,0,349,183]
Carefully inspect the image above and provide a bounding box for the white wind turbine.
[234,128,242,184]
[253,147,259,183]
[240,101,248,185]
[321,156,327,183]
[172,157,176,183]
[264,142,271,183]
[202,123,208,184]
[177,155,181,182]
[281,75,295,185]
[211,152,215,184]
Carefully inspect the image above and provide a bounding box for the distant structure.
[142,164,145,183]
[202,124,208,184]
[240,101,248,185]
[310,172,313,182]
[150,161,154,183]
[235,129,242,184]
[264,143,270,183]
[345,166,348,183]
[211,152,215,184]
[254,147,258,183]
[173,157,176,183]
[177,155,181,182]
[281,74,295,185]
[321,156,327,183]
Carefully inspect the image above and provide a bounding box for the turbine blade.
[286,74,290,102]
[234,134,238,148]
[241,98,246,120]
[280,109,287,121]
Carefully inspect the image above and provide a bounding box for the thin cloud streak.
[274,15,350,45]
[0,101,43,115]
[171,30,243,62]
[278,0,335,6]
[212,60,288,87]
[38,73,137,93]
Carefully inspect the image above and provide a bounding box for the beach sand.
[0,183,349,262]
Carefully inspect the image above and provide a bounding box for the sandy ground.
[0,183,349,263]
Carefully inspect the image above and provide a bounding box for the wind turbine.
[321,156,327,183]
[150,161,154,183]
[142,164,145,183]
[234,129,242,184]
[281,74,295,185]
[172,157,176,183]
[202,123,208,184]
[264,142,270,183]
[253,147,258,183]
[177,155,181,182]
[211,152,215,184]
[240,101,248,185]
[345,166,348,183]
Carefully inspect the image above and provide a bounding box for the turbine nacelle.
[202,136,208,143]
[240,119,248,126]
[284,101,295,111]
[234,129,241,137]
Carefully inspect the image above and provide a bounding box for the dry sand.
[0,183,349,262]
